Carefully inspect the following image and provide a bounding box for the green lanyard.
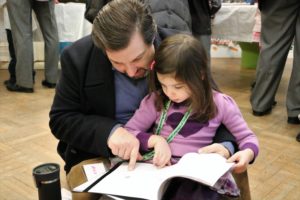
[142,100,192,161]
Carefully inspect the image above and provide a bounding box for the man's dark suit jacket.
[50,35,119,172]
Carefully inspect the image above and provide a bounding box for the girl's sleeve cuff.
[136,132,152,151]
[241,143,259,164]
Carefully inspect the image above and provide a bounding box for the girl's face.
[157,73,191,104]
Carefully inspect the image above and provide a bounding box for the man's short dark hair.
[92,0,157,51]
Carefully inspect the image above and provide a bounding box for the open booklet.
[74,152,234,200]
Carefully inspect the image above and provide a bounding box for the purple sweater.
[125,91,259,161]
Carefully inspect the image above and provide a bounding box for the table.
[55,3,92,52]
[55,3,92,43]
[212,3,259,68]
[212,3,258,42]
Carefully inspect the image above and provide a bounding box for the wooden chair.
[233,170,251,200]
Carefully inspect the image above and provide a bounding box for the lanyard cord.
[143,100,192,161]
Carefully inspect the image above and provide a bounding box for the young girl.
[125,34,259,199]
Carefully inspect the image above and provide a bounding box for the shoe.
[4,79,16,86]
[42,80,56,88]
[252,101,277,116]
[296,133,300,142]
[287,117,300,124]
[33,70,36,84]
[250,81,256,89]
[6,82,33,93]
[253,107,272,116]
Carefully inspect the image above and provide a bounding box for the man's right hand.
[108,127,142,170]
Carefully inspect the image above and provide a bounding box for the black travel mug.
[33,163,62,200]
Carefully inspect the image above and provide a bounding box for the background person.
[6,0,60,93]
[0,0,16,86]
[250,0,300,126]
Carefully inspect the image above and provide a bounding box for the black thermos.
[33,163,62,200]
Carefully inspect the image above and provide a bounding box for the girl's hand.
[148,135,171,168]
[227,149,254,173]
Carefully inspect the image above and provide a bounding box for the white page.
[89,162,164,200]
[73,178,100,192]
[75,153,234,200]
[159,153,234,187]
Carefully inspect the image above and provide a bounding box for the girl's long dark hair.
[149,34,220,122]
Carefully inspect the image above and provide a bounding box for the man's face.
[106,31,155,79]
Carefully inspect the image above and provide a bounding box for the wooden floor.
[0,58,299,200]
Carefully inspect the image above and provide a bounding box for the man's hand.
[198,143,230,159]
[108,127,142,170]
[227,149,254,173]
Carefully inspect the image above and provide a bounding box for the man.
[6,0,59,93]
[188,0,219,60]
[251,0,300,126]
[49,0,237,199]
[188,0,221,87]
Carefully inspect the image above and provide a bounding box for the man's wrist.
[220,141,235,156]
[108,124,123,139]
